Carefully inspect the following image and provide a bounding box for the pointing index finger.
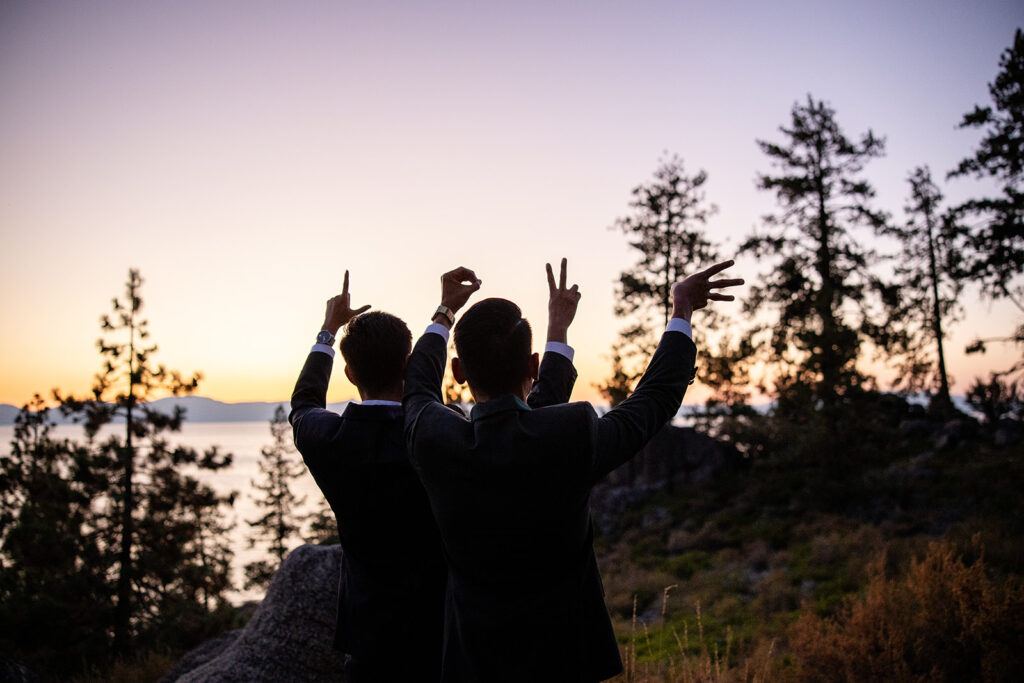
[343,270,350,295]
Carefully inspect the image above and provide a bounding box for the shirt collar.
[469,394,531,421]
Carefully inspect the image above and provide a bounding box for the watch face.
[317,330,334,344]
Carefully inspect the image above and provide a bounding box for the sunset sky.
[1,0,1021,406]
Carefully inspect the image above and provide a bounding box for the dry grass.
[790,538,1024,682]
[612,588,776,683]
[69,650,177,683]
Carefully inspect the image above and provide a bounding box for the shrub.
[790,540,1024,682]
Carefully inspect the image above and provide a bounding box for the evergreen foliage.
[950,28,1024,309]
[244,404,308,589]
[950,29,1024,391]
[741,95,890,406]
[599,154,719,406]
[305,498,341,546]
[0,270,237,676]
[880,167,965,408]
[0,399,111,677]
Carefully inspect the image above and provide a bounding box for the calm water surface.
[0,420,324,604]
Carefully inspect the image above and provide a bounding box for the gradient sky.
[1,0,1021,406]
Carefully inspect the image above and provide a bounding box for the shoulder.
[526,401,599,430]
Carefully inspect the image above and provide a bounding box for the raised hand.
[546,257,581,344]
[672,260,744,321]
[440,266,482,315]
[323,270,372,335]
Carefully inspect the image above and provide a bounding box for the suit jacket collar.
[469,394,531,421]
[341,402,403,421]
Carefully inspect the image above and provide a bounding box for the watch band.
[434,305,455,326]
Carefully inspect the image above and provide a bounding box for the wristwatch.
[434,305,455,326]
[316,330,336,346]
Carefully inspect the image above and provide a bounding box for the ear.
[344,364,357,386]
[452,357,467,384]
[529,352,540,381]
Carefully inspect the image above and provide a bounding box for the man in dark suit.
[403,259,742,682]
[290,268,581,682]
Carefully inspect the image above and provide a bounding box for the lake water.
[0,421,324,604]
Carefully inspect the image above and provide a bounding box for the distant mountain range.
[0,396,352,426]
[0,393,979,427]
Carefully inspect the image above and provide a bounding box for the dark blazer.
[290,347,577,681]
[403,330,697,683]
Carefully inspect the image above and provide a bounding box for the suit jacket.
[290,348,577,681]
[403,330,697,683]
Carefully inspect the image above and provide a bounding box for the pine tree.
[950,28,1024,383]
[245,404,308,589]
[600,154,719,405]
[742,95,889,405]
[881,167,965,410]
[304,498,340,546]
[0,398,111,675]
[58,268,235,654]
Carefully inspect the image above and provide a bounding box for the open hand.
[323,270,371,335]
[546,257,581,343]
[440,267,482,315]
[672,260,744,321]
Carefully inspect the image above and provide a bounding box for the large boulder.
[169,544,346,682]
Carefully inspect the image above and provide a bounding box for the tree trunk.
[925,203,952,411]
[814,146,839,407]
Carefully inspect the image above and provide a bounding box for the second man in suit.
[403,259,743,682]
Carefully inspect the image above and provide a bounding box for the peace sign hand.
[323,270,372,335]
[672,260,744,321]
[546,257,581,343]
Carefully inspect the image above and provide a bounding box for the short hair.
[339,311,412,396]
[453,298,532,397]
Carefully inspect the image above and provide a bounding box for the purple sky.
[1,0,1021,403]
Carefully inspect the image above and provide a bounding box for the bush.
[790,540,1024,682]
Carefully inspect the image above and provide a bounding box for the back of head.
[340,311,412,396]
[453,298,532,398]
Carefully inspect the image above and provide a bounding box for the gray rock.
[993,419,1023,447]
[159,631,242,683]
[641,506,671,530]
[172,544,346,682]
[591,426,742,537]
[0,653,38,683]
[933,418,977,450]
[898,418,933,438]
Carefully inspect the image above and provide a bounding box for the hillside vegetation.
[593,393,1023,682]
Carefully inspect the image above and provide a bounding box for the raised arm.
[528,258,581,408]
[403,267,482,431]
[290,270,370,446]
[589,260,743,481]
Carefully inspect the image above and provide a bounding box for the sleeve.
[527,350,578,409]
[289,352,342,455]
[588,330,697,482]
[402,332,449,453]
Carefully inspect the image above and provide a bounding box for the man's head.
[340,311,412,399]
[452,298,539,401]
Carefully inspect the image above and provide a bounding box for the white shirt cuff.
[425,322,451,343]
[544,341,574,362]
[666,318,693,340]
[311,343,336,358]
